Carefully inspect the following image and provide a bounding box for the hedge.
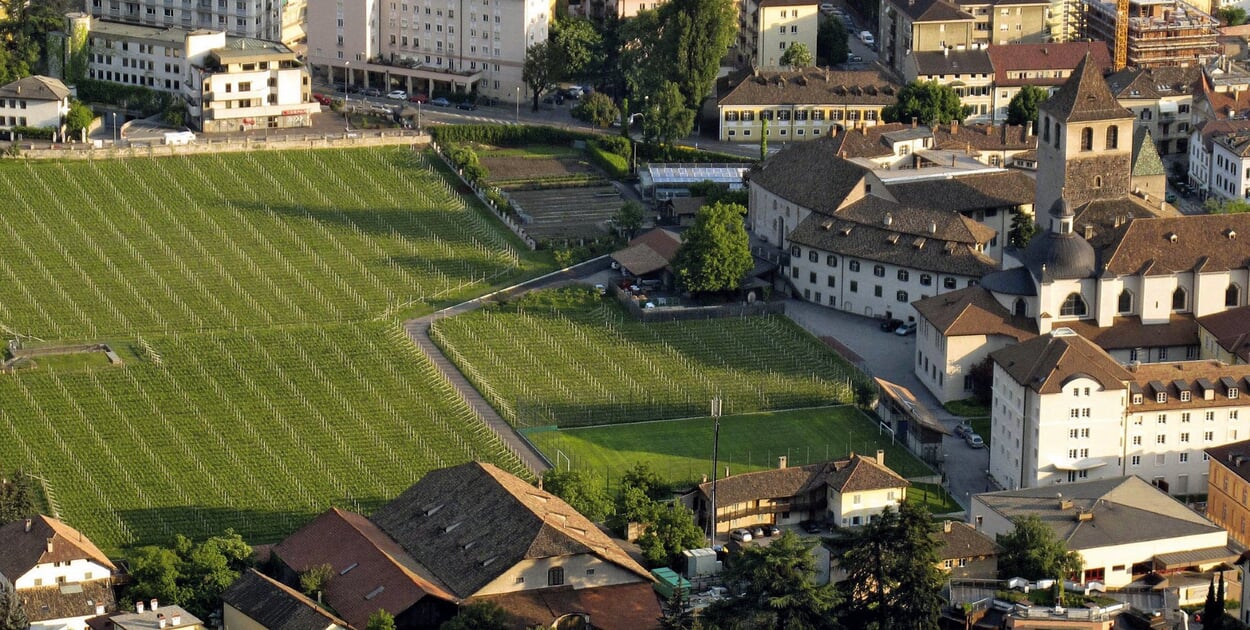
[431,124,594,146]
[10,126,55,140]
[76,79,173,117]
[587,140,629,178]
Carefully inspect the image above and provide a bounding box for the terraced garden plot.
[430,288,870,429]
[0,147,537,550]
[478,146,602,187]
[507,186,622,240]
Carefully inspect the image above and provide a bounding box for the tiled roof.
[272,507,456,629]
[1040,53,1134,123]
[0,75,70,100]
[696,463,828,505]
[1206,439,1250,483]
[975,476,1224,552]
[930,123,1036,151]
[18,579,115,623]
[1101,214,1250,276]
[1106,65,1201,100]
[221,569,349,630]
[987,42,1111,87]
[106,605,202,630]
[1132,128,1166,178]
[717,68,900,107]
[828,122,908,158]
[470,582,662,630]
[370,462,652,599]
[1062,314,1198,351]
[888,170,1035,212]
[990,330,1133,394]
[748,137,872,213]
[888,0,973,22]
[912,49,994,77]
[934,521,998,561]
[611,228,682,276]
[1070,196,1179,253]
[911,286,1036,340]
[1126,360,1250,412]
[1215,128,1250,157]
[1197,305,1250,363]
[0,515,116,582]
[1196,82,1250,120]
[826,454,911,493]
[1196,118,1250,153]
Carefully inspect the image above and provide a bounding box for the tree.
[996,515,1083,581]
[522,41,558,111]
[0,583,28,630]
[652,0,737,110]
[367,609,397,630]
[1204,575,1223,630]
[658,587,695,630]
[1204,197,1250,214]
[780,42,814,68]
[65,99,94,136]
[882,80,971,126]
[672,201,753,293]
[550,17,602,80]
[642,80,695,149]
[839,503,943,630]
[760,117,768,161]
[705,531,840,629]
[1006,85,1048,128]
[541,469,615,522]
[572,91,620,128]
[0,469,36,525]
[299,563,334,600]
[621,462,668,500]
[1219,6,1248,25]
[969,357,994,405]
[818,16,849,66]
[1008,208,1038,248]
[637,502,705,568]
[125,530,253,620]
[613,200,645,239]
[440,601,510,630]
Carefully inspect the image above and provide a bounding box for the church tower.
[1035,54,1135,216]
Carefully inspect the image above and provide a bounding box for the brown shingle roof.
[826,454,911,493]
[221,569,349,630]
[888,0,974,22]
[272,507,456,629]
[749,137,872,213]
[912,49,994,77]
[18,579,116,623]
[0,75,70,100]
[1128,361,1250,411]
[611,228,682,276]
[933,521,998,561]
[1197,305,1250,363]
[1061,314,1198,351]
[987,42,1112,88]
[1070,196,1179,253]
[990,331,1133,394]
[717,68,901,107]
[1206,439,1250,484]
[0,515,116,582]
[1106,65,1202,99]
[912,286,1037,340]
[930,123,1036,151]
[1101,214,1250,276]
[471,582,662,630]
[696,463,828,506]
[1040,53,1134,123]
[888,170,1035,213]
[370,462,652,599]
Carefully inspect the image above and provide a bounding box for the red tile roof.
[987,42,1112,87]
[471,582,662,630]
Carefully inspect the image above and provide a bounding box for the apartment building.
[0,75,71,134]
[985,41,1111,123]
[82,0,305,44]
[1107,66,1200,156]
[305,0,549,103]
[1080,0,1219,68]
[959,0,1049,46]
[1207,439,1250,548]
[738,0,820,68]
[879,0,1046,73]
[716,67,900,142]
[904,48,994,120]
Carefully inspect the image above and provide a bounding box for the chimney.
[831,126,838,137]
[943,520,953,533]
[1083,224,1094,239]
[157,614,166,630]
[46,540,53,553]
[911,116,918,128]
[928,220,937,234]
[1027,120,1034,137]
[95,603,105,616]
[876,449,885,465]
[150,598,158,611]
[24,519,31,533]
[172,614,181,626]
[950,119,958,134]
[985,123,993,136]
[136,601,145,614]
[778,455,788,469]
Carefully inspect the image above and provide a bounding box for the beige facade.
[828,484,904,526]
[475,555,643,596]
[962,0,1049,45]
[740,0,820,68]
[915,320,1023,402]
[0,76,70,133]
[83,0,299,42]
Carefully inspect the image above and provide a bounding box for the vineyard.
[0,147,535,550]
[430,288,871,429]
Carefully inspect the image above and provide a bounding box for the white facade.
[1207,135,1250,201]
[828,485,905,527]
[11,558,114,590]
[306,0,548,101]
[83,0,299,42]
[915,319,1025,402]
[0,92,68,131]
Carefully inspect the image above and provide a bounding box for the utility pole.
[707,396,722,545]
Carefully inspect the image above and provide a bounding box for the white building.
[0,515,117,630]
[82,0,304,44]
[305,0,548,103]
[1190,118,1250,202]
[737,0,820,69]
[971,476,1237,587]
[70,15,316,132]
[903,48,995,122]
[0,75,71,135]
[913,286,1035,402]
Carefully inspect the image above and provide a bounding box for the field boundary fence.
[7,130,429,160]
[430,141,538,250]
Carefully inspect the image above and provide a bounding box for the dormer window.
[1233,388,1241,400]
[1180,391,1191,402]
[1156,392,1167,403]
[1133,394,1143,405]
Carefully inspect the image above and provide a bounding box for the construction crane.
[1114,0,1129,70]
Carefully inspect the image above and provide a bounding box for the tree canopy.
[652,0,737,110]
[996,515,1083,581]
[572,91,620,128]
[125,530,253,620]
[672,201,752,293]
[366,609,397,630]
[0,469,36,526]
[540,468,615,522]
[1219,6,1248,25]
[780,42,814,68]
[637,502,705,568]
[705,531,840,629]
[1204,197,1250,214]
[641,80,696,149]
[440,601,510,630]
[883,80,970,126]
[1006,85,1048,127]
[817,17,849,66]
[0,584,27,630]
[838,503,944,630]
[522,41,558,111]
[550,17,603,80]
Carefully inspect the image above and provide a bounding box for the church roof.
[1039,53,1133,123]
[1131,127,1166,178]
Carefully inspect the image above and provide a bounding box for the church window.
[1060,292,1087,317]
[1172,287,1188,311]
[1106,125,1118,150]
[1080,127,1093,151]
[1117,290,1132,314]
[1227,284,1241,307]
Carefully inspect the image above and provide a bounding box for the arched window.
[1080,127,1093,151]
[1117,290,1133,314]
[1172,287,1188,311]
[1043,116,1051,143]
[1228,284,1242,307]
[1013,298,1027,317]
[1106,125,1118,150]
[548,566,565,586]
[1060,292,1087,317]
[1053,122,1061,149]
[1094,176,1102,188]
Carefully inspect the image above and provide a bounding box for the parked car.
[802,520,822,534]
[751,526,765,538]
[456,101,478,110]
[730,528,753,542]
[894,322,917,336]
[819,2,835,11]
[408,93,429,103]
[953,423,970,438]
[312,93,333,105]
[879,318,903,332]
[363,87,383,97]
[859,30,875,45]
[386,90,407,100]
[964,433,985,448]
[848,54,864,63]
[766,525,781,536]
[1166,192,1178,203]
[430,97,452,107]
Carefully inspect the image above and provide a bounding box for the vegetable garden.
[0,147,534,551]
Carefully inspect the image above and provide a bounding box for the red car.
[409,93,429,103]
[312,93,333,105]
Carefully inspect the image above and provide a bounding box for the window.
[850,281,858,292]
[943,278,956,289]
[1208,411,1216,421]
[1181,452,1189,463]
[1060,292,1087,317]
[827,255,837,267]
[809,250,819,262]
[1228,284,1242,307]
[1181,391,1191,402]
[1181,432,1190,443]
[1158,414,1167,424]
[1131,455,1141,466]
[849,260,860,272]
[828,276,835,288]
[1080,127,1093,151]
[1132,435,1142,445]
[791,246,801,257]
[873,265,885,277]
[1117,290,1132,314]
[1172,287,1188,311]
[920,274,932,286]
[874,285,883,297]
[898,269,909,281]
[1106,125,1118,150]
[1156,434,1166,444]
[896,290,909,303]
[810,272,817,284]
[1183,412,1191,422]
[1206,431,1215,441]
[548,567,565,586]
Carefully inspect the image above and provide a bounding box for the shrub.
[76,79,173,116]
[594,135,631,157]
[431,124,593,146]
[9,126,55,140]
[586,140,629,178]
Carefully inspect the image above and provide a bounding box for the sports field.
[0,147,542,550]
[523,406,932,488]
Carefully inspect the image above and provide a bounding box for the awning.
[873,377,949,435]
[1050,458,1108,472]
[1158,100,1179,115]
[1153,545,1242,570]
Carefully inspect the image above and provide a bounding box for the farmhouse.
[222,569,351,630]
[0,515,118,630]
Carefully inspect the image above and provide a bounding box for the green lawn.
[523,407,934,490]
[0,147,546,551]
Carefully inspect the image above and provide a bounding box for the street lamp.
[417,99,422,132]
[343,61,350,102]
[112,112,117,144]
[629,112,645,173]
[515,86,520,123]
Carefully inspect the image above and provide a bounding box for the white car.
[386,90,408,100]
[860,30,875,45]
[730,528,753,542]
[819,2,835,11]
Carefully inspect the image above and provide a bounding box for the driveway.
[784,299,992,510]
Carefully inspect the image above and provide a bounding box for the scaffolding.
[1080,0,1219,67]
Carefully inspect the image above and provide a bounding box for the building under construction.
[1080,0,1218,68]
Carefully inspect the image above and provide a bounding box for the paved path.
[401,257,612,476]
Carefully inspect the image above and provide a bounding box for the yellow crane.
[1114,0,1129,70]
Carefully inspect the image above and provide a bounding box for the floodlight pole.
[708,396,722,545]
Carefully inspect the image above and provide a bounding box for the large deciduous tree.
[672,201,752,293]
[1006,85,1049,128]
[780,42,814,68]
[440,601,510,630]
[883,80,970,126]
[551,17,603,80]
[0,469,35,525]
[125,530,253,620]
[653,0,736,110]
[996,515,1083,581]
[540,469,615,522]
[522,41,558,111]
[641,81,695,149]
[839,503,944,630]
[705,531,840,629]
[818,16,850,66]
[637,503,705,568]
[572,91,620,128]
[366,609,397,630]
